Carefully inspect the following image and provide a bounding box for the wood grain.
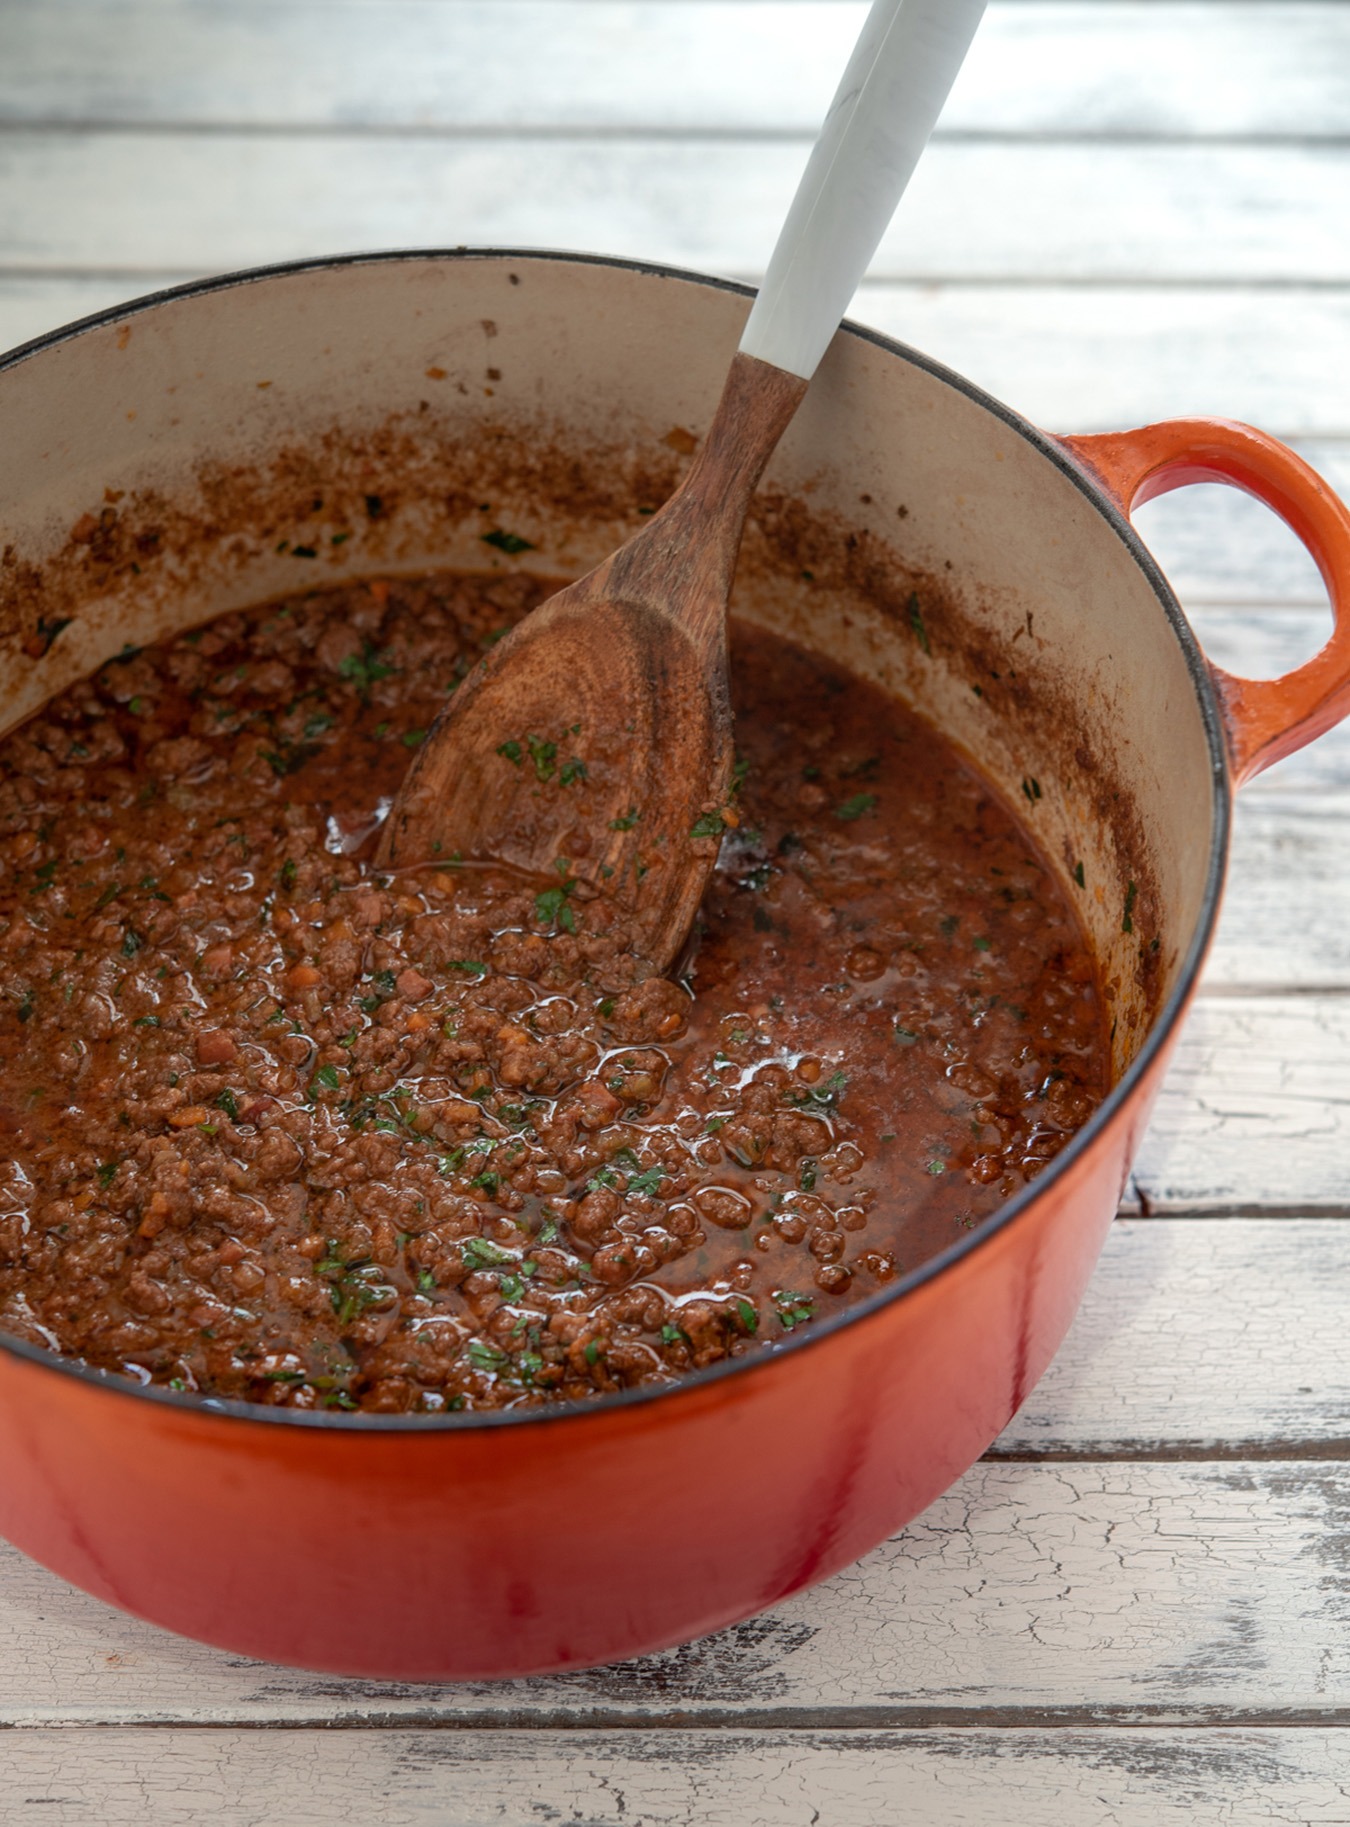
[379,353,807,967]
[0,135,1344,284]
[3,1727,1349,1826]
[998,1218,1350,1456]
[3,1458,1348,1722]
[860,291,1350,441]
[1204,795,1350,984]
[1128,997,1350,1213]
[5,2,1348,140]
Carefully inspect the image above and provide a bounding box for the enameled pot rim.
[0,247,1233,1431]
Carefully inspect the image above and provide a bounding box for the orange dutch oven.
[0,252,1346,1678]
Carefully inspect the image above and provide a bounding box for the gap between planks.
[2,123,1347,153]
[3,1707,1348,1732]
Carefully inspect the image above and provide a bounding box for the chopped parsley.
[337,640,398,693]
[798,1068,847,1110]
[535,863,577,933]
[774,1291,815,1331]
[462,1236,514,1271]
[834,793,877,821]
[481,528,534,555]
[467,1337,508,1370]
[627,1165,666,1198]
[527,734,557,781]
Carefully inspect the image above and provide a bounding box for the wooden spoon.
[379,0,988,968]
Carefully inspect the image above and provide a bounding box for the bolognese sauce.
[0,571,1107,1412]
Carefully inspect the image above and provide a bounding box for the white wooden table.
[2,4,1348,1820]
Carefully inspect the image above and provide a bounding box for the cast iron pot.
[0,252,1346,1679]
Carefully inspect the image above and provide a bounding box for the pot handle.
[1058,420,1350,785]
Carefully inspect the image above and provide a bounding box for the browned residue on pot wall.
[0,412,1165,1079]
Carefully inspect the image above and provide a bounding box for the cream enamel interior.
[0,254,1220,1077]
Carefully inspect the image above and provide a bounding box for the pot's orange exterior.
[1061,420,1350,783]
[0,1032,1170,1678]
[0,254,1347,1679]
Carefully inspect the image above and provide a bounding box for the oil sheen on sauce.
[0,571,1108,1412]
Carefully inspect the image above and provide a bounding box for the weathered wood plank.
[1129,997,1350,1213]
[5,2,1348,141]
[861,292,1350,442]
[1000,1218,1350,1454]
[1205,795,1350,986]
[2,1461,1348,1722]
[3,1727,1350,1827]
[0,135,1343,284]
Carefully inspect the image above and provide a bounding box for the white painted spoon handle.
[738,0,987,381]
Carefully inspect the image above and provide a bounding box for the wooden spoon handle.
[600,352,807,654]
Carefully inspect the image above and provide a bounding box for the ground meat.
[0,570,1109,1413]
